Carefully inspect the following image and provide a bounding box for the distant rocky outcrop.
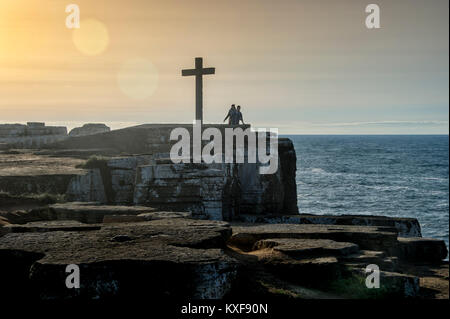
[0,122,111,149]
[0,122,66,138]
[0,122,67,148]
[69,123,110,137]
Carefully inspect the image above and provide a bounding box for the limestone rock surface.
[0,218,237,300]
[238,214,422,237]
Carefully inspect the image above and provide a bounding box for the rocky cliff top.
[0,206,448,300]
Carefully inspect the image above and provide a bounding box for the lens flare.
[72,19,109,56]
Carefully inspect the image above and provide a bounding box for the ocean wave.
[363,185,418,192]
[419,177,448,182]
[304,168,361,178]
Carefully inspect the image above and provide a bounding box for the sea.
[285,135,449,251]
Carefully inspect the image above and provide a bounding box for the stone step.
[229,223,398,252]
[263,256,343,287]
[3,220,101,233]
[137,211,192,220]
[48,202,157,224]
[394,237,448,262]
[238,214,421,237]
[344,255,399,272]
[341,250,389,266]
[253,238,359,258]
[103,211,193,223]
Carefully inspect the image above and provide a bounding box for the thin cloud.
[321,121,449,127]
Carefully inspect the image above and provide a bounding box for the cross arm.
[181,68,216,76]
[202,67,215,75]
[182,69,197,76]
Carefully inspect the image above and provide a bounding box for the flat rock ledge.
[253,238,359,257]
[0,213,448,300]
[238,214,422,237]
[229,223,399,252]
[0,218,236,300]
[227,223,447,298]
[48,203,158,224]
[0,203,159,225]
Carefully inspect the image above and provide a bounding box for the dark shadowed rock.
[0,209,57,225]
[0,215,10,227]
[395,237,448,262]
[278,138,298,214]
[265,256,342,286]
[351,266,420,297]
[0,218,237,300]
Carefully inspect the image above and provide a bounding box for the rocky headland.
[0,123,448,300]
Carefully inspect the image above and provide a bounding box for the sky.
[0,0,448,134]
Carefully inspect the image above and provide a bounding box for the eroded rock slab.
[102,212,192,224]
[253,238,359,258]
[48,202,157,224]
[230,223,398,252]
[395,237,448,262]
[238,214,422,237]
[0,218,237,299]
[262,256,342,286]
[0,153,85,196]
[3,220,101,233]
[102,215,147,223]
[0,208,57,225]
[137,211,192,220]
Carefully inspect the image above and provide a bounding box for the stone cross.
[182,57,215,123]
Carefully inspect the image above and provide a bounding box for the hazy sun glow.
[117,58,159,100]
[0,0,448,134]
[72,19,109,56]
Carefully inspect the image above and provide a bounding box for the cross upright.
[182,57,215,123]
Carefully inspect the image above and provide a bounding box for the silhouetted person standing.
[235,105,244,125]
[224,104,236,124]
